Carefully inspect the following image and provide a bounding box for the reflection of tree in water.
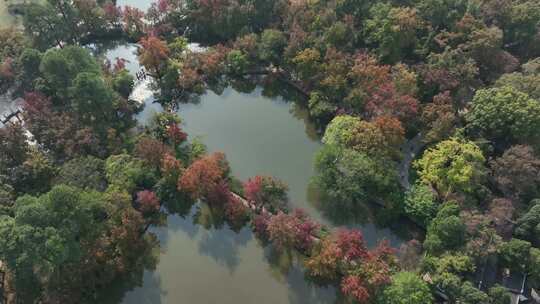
[198,225,253,273]
[262,245,339,304]
[96,233,161,304]
[307,181,371,225]
[307,181,422,244]
[190,202,252,272]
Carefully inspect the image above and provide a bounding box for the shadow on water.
[261,245,338,304]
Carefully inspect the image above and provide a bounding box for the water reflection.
[120,202,337,304]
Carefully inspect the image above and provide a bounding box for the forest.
[0,0,540,303]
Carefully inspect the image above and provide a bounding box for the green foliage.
[259,29,287,65]
[495,71,540,100]
[308,91,337,123]
[515,199,540,245]
[404,182,438,227]
[70,72,115,127]
[0,185,105,301]
[225,50,249,75]
[466,86,540,146]
[314,145,400,207]
[414,0,467,28]
[56,156,107,191]
[424,203,466,254]
[458,281,489,304]
[488,285,512,304]
[112,69,135,99]
[381,272,433,304]
[415,137,486,196]
[40,46,100,100]
[16,48,42,92]
[105,154,155,193]
[498,238,531,272]
[364,3,424,62]
[322,115,362,147]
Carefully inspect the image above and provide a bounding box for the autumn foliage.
[178,152,230,202]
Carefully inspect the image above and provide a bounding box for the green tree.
[415,137,486,196]
[314,145,400,206]
[105,154,155,193]
[424,203,466,254]
[225,50,249,75]
[259,29,287,65]
[381,272,433,304]
[322,115,362,148]
[488,285,512,304]
[466,86,540,147]
[40,46,100,101]
[16,48,42,93]
[498,238,531,272]
[56,156,107,191]
[0,185,105,302]
[70,72,115,128]
[404,182,438,227]
[458,281,489,304]
[112,69,135,99]
[364,3,424,62]
[515,200,540,246]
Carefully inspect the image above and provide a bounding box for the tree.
[421,91,457,143]
[40,46,101,101]
[488,285,512,304]
[424,203,466,254]
[105,154,155,193]
[178,152,230,202]
[466,86,540,147]
[0,185,105,301]
[292,48,322,82]
[364,3,424,62]
[490,145,540,202]
[458,281,489,304]
[267,210,320,252]
[323,115,404,159]
[404,182,438,227]
[56,156,107,191]
[381,272,433,304]
[515,199,540,246]
[498,238,531,272]
[134,137,174,170]
[243,175,288,212]
[112,69,135,99]
[305,229,369,282]
[259,29,287,65]
[135,190,161,222]
[225,49,249,75]
[16,48,42,93]
[415,0,467,29]
[70,72,115,128]
[138,36,170,81]
[0,184,156,302]
[0,123,29,172]
[414,137,486,197]
[314,145,400,206]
